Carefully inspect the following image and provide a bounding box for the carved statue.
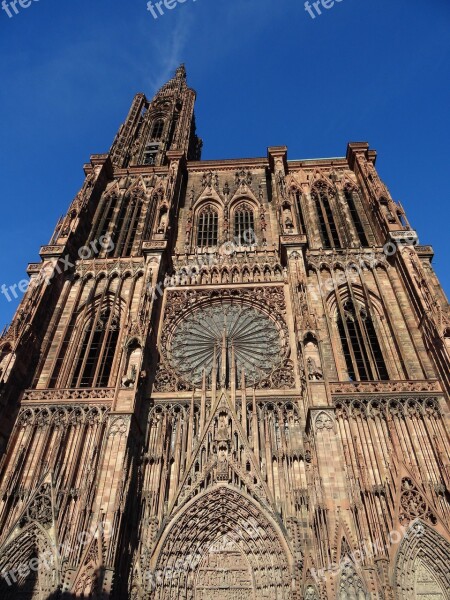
[122,364,137,388]
[307,357,323,381]
[157,211,168,234]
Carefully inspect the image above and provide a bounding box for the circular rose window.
[168,302,283,386]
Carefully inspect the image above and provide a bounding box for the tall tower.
[0,68,449,600]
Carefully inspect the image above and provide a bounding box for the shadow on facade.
[0,569,112,599]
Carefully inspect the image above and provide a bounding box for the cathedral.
[0,65,449,600]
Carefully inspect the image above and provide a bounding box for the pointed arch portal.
[151,485,295,600]
[0,523,55,599]
[395,521,450,600]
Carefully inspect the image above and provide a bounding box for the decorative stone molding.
[415,245,434,259]
[399,478,437,525]
[26,263,42,275]
[170,249,284,287]
[313,410,335,432]
[389,230,418,246]
[75,257,145,279]
[334,396,442,419]
[306,248,389,271]
[108,415,131,437]
[142,241,168,252]
[39,245,66,258]
[330,380,442,396]
[280,234,307,247]
[17,404,111,427]
[23,483,53,529]
[22,388,115,404]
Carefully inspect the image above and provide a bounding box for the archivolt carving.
[395,520,450,600]
[148,486,294,600]
[0,523,56,599]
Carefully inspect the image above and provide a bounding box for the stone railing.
[39,245,66,258]
[22,388,116,405]
[330,380,442,396]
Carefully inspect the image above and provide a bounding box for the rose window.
[168,302,284,386]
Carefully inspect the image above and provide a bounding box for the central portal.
[195,547,255,600]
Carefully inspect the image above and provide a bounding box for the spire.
[110,63,201,168]
[154,63,188,99]
[175,63,186,79]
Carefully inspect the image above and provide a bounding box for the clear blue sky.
[0,0,449,327]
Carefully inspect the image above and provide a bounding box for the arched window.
[311,183,341,248]
[197,206,218,248]
[70,308,120,388]
[0,345,12,381]
[293,190,306,234]
[122,200,143,257]
[337,299,388,381]
[234,204,255,245]
[143,144,159,165]
[344,187,369,246]
[151,119,164,140]
[110,197,143,257]
[338,561,367,600]
[91,193,119,249]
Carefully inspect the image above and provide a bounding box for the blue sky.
[0,0,449,326]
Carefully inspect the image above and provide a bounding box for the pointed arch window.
[91,193,119,248]
[70,308,120,388]
[337,299,388,381]
[338,561,367,600]
[151,119,164,141]
[143,144,159,165]
[293,189,307,234]
[110,197,143,257]
[122,199,143,257]
[344,187,369,247]
[311,184,341,248]
[0,345,12,381]
[197,206,218,248]
[234,204,255,245]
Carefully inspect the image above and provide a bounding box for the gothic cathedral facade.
[0,66,449,600]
